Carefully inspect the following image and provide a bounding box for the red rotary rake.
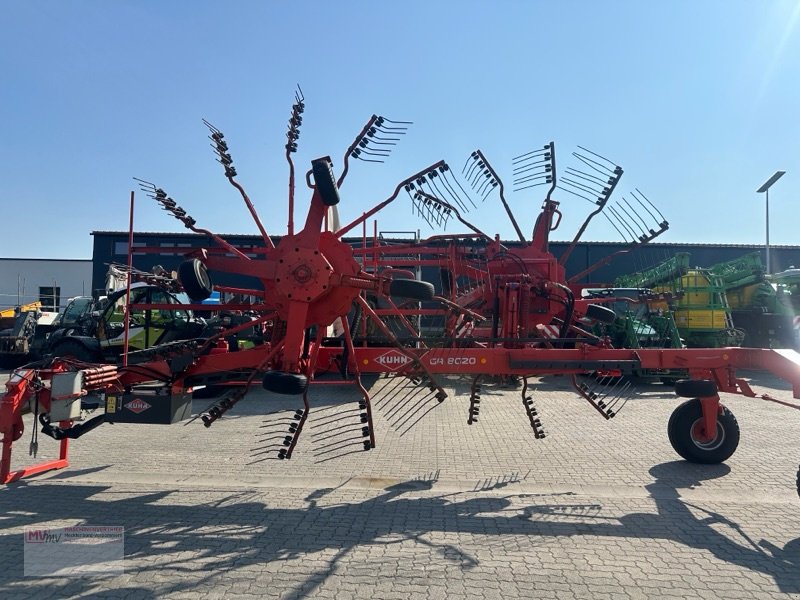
[2,90,799,493]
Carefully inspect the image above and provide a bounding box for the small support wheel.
[667,398,740,464]
[674,379,717,398]
[178,259,214,301]
[262,371,308,395]
[389,278,435,301]
[585,303,616,324]
[311,158,340,207]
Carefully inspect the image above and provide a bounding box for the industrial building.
[89,230,800,297]
[0,258,93,312]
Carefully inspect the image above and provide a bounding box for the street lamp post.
[756,170,786,274]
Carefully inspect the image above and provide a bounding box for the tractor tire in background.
[262,371,308,395]
[311,158,340,207]
[389,278,435,301]
[51,340,102,364]
[667,398,739,464]
[585,304,617,324]
[178,259,214,302]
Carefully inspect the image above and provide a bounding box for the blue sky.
[1,0,799,259]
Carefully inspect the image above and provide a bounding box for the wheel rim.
[690,418,725,451]
[198,264,210,289]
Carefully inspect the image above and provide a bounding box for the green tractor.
[45,284,207,363]
[584,287,685,383]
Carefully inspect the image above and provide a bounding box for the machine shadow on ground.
[0,461,798,599]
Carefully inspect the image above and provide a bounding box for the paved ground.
[1,368,800,599]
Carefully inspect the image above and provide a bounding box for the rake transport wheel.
[262,371,309,395]
[311,158,340,207]
[178,258,214,301]
[667,399,740,464]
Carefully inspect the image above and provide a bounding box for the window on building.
[39,286,61,311]
[114,241,146,256]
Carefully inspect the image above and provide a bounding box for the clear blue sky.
[1,0,798,259]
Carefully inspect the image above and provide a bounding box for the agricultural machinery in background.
[580,287,685,383]
[616,253,744,348]
[772,267,800,348]
[708,253,798,349]
[2,89,799,495]
[617,252,799,350]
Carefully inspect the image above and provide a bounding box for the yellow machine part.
[726,283,760,309]
[0,301,43,318]
[678,271,714,305]
[654,270,733,332]
[673,309,730,330]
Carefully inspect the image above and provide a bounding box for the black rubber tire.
[667,398,740,464]
[389,278,435,301]
[585,303,617,324]
[675,379,717,398]
[311,158,340,207]
[52,339,100,363]
[178,259,214,302]
[262,371,308,395]
[796,465,800,499]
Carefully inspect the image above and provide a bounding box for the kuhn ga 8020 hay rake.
[2,90,799,492]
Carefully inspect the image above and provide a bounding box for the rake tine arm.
[226,176,275,249]
[622,197,651,233]
[339,115,380,187]
[202,120,275,249]
[415,191,492,241]
[134,179,251,261]
[337,161,447,237]
[563,167,611,187]
[439,166,476,211]
[286,85,305,236]
[634,188,668,224]
[567,220,669,284]
[561,177,603,199]
[338,115,411,188]
[543,142,557,201]
[463,152,480,177]
[608,205,640,240]
[428,175,467,213]
[473,150,525,243]
[555,185,597,205]
[572,151,615,178]
[602,212,632,242]
[558,146,622,266]
[613,202,647,240]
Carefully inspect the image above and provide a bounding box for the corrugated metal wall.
[91,231,800,296]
